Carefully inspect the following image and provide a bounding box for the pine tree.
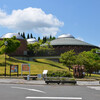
[43,36,47,43]
[38,37,40,41]
[30,33,33,38]
[27,33,30,39]
[18,32,20,35]
[52,36,56,40]
[23,32,25,39]
[34,37,36,39]
[50,35,52,40]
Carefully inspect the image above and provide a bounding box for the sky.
[0,0,100,47]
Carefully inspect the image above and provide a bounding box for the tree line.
[18,32,56,43]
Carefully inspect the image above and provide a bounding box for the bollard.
[27,75,30,81]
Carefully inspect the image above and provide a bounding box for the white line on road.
[26,97,82,99]
[87,86,100,90]
[11,87,46,93]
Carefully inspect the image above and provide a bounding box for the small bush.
[47,70,72,77]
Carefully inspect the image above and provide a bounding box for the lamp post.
[4,41,8,76]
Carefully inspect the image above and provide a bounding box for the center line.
[11,87,46,93]
[26,97,82,100]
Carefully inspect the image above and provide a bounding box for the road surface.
[0,84,100,100]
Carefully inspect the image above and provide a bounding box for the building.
[43,34,99,56]
[0,33,27,56]
[27,38,37,44]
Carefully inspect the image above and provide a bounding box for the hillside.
[0,54,68,75]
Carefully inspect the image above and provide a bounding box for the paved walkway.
[0,79,100,85]
[0,79,46,85]
[77,81,100,85]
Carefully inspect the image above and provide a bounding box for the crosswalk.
[87,86,100,90]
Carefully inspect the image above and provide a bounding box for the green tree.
[18,32,20,35]
[43,36,47,43]
[30,33,33,38]
[76,50,100,76]
[37,42,54,56]
[22,32,25,39]
[27,42,40,53]
[52,36,56,40]
[38,37,40,41]
[27,41,54,56]
[0,36,20,54]
[60,50,76,70]
[27,33,30,39]
[50,35,52,41]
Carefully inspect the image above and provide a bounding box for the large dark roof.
[42,34,97,47]
[50,37,95,46]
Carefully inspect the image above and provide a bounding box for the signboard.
[10,65,18,76]
[43,70,48,79]
[43,70,48,74]
[22,64,30,71]
[21,64,30,76]
[11,65,18,72]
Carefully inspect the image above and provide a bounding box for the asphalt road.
[0,84,100,100]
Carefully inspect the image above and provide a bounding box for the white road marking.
[11,87,46,93]
[87,86,100,90]
[26,97,82,99]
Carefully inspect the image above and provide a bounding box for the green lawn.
[0,54,68,75]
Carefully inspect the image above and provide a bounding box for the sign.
[43,70,48,74]
[21,64,30,76]
[10,65,19,77]
[22,64,30,71]
[11,65,18,72]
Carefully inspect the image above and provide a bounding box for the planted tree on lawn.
[76,50,100,76]
[60,50,76,71]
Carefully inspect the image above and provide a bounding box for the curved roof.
[58,34,75,38]
[27,38,37,44]
[50,37,95,46]
[42,34,97,47]
[1,33,24,39]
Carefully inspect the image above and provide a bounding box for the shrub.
[47,70,72,77]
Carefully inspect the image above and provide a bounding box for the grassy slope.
[0,54,68,75]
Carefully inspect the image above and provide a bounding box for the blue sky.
[0,0,100,46]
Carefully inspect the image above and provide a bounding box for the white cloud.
[0,7,64,36]
[76,37,84,41]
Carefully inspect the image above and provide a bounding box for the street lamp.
[4,41,8,76]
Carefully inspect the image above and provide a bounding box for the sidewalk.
[0,79,100,85]
[0,79,46,85]
[77,81,100,85]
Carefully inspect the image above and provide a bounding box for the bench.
[23,76,38,80]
